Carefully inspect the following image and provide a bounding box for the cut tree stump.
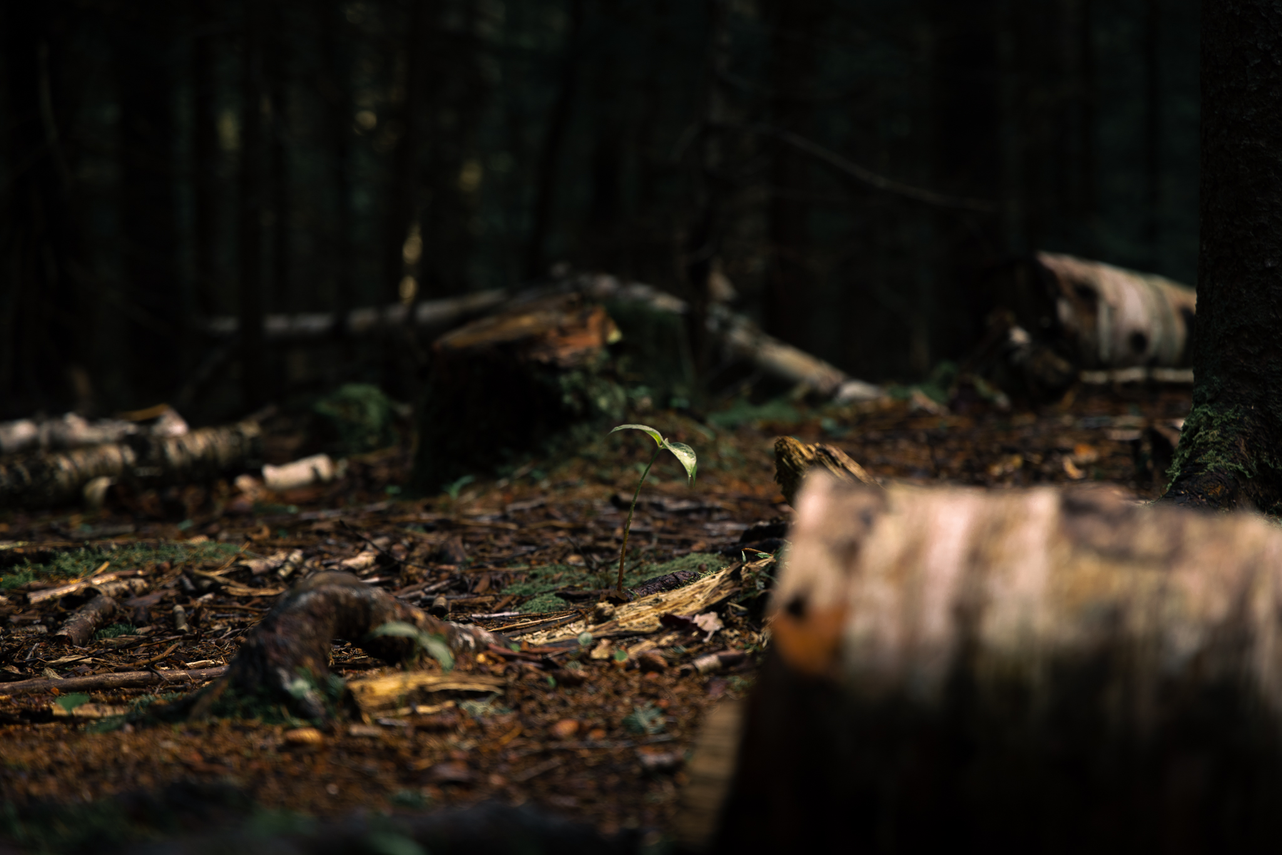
[412,293,625,492]
[712,473,1282,853]
[183,571,505,721]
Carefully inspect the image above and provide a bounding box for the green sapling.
[609,424,697,598]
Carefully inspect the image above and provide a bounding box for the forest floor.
[0,381,1191,853]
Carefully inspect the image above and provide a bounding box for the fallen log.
[0,420,261,508]
[713,473,1282,852]
[184,571,505,721]
[0,407,188,456]
[203,276,883,404]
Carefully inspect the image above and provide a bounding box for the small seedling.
[608,424,697,598]
[369,621,454,672]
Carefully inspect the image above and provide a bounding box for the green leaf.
[55,693,90,712]
[610,423,664,447]
[611,425,698,487]
[663,440,698,487]
[369,621,454,672]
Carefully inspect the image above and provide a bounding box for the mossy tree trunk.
[1163,0,1282,513]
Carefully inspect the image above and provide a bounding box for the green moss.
[311,382,401,454]
[0,541,239,590]
[1165,403,1258,489]
[93,623,137,640]
[708,397,802,429]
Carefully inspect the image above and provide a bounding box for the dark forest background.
[0,0,1200,424]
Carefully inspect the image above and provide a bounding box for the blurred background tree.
[0,0,1201,422]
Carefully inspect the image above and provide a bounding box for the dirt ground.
[0,381,1191,853]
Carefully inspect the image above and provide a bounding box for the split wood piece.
[0,420,261,508]
[516,561,747,646]
[412,293,624,492]
[346,672,506,712]
[188,571,505,721]
[55,591,118,646]
[714,473,1282,852]
[773,435,877,508]
[0,666,226,696]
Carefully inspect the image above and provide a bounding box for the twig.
[0,666,226,696]
[729,122,1004,214]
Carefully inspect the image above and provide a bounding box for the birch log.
[713,474,1282,852]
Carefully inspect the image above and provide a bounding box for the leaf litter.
[0,382,1190,850]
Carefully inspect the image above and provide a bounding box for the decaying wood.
[186,571,505,721]
[345,672,506,711]
[27,568,144,604]
[55,591,118,646]
[516,560,748,646]
[773,435,878,507]
[0,666,227,696]
[715,473,1282,851]
[0,420,261,508]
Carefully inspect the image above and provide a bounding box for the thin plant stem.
[618,445,661,597]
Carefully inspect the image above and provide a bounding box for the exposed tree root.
[170,571,506,722]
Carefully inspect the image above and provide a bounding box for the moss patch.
[508,552,730,613]
[0,541,240,590]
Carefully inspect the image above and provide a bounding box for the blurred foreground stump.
[412,294,625,492]
[712,474,1282,853]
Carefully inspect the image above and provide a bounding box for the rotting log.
[184,571,504,721]
[412,293,626,493]
[773,435,878,507]
[0,420,261,508]
[711,473,1282,853]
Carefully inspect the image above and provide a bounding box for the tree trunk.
[238,0,266,408]
[524,0,584,281]
[762,0,828,350]
[190,0,221,319]
[320,1,355,361]
[0,2,90,414]
[926,0,1004,366]
[118,0,181,404]
[1163,0,1282,514]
